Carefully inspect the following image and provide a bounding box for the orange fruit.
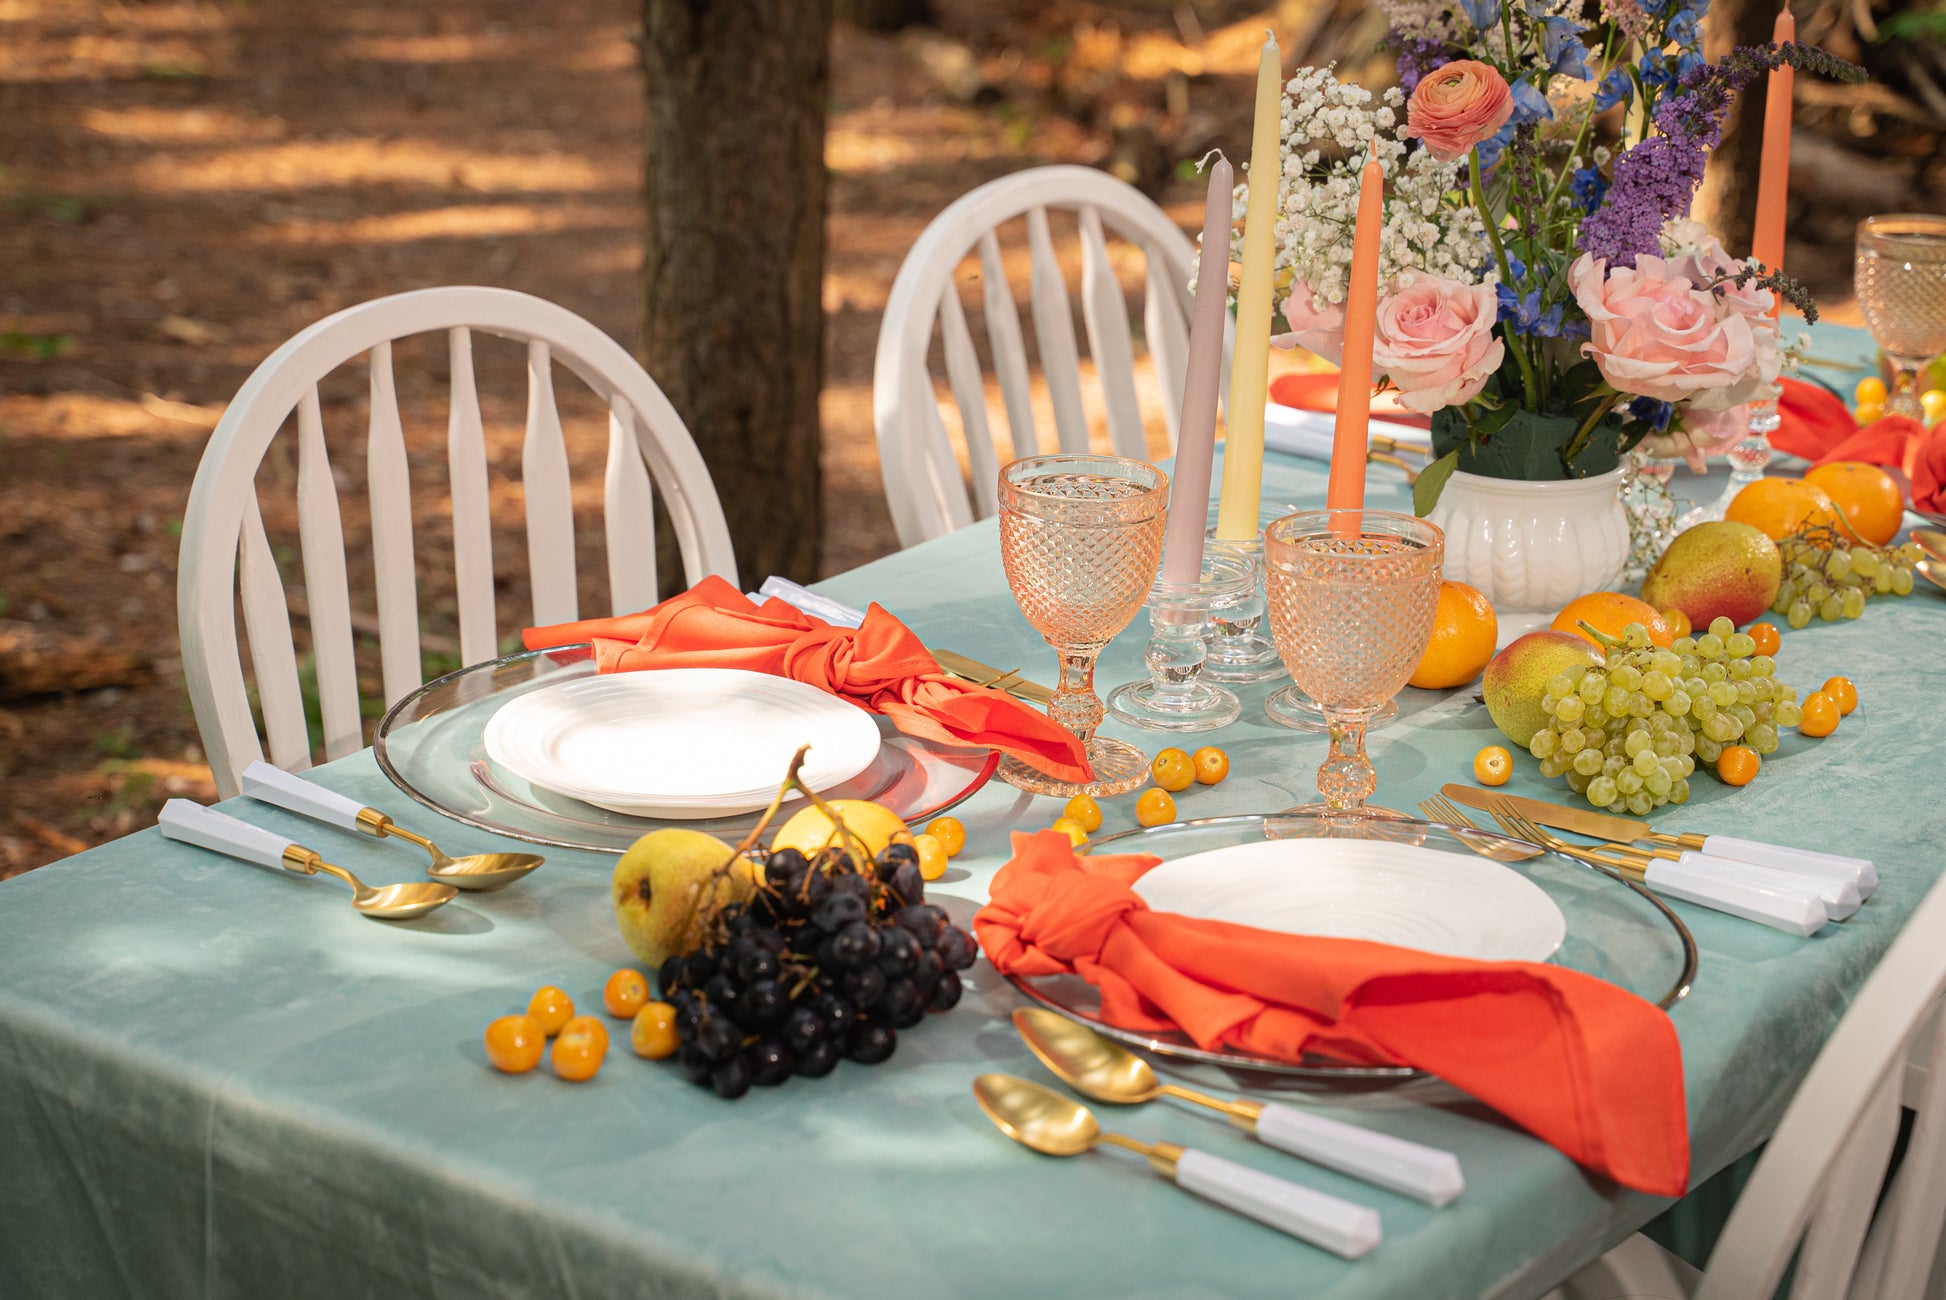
[1748,622,1780,656]
[1804,462,1904,545]
[1049,817,1089,846]
[630,1003,681,1059]
[551,1033,605,1082]
[1798,691,1840,738]
[602,969,649,1018]
[484,1015,545,1074]
[1062,794,1103,833]
[1716,745,1760,786]
[1551,592,1672,648]
[923,816,966,856]
[1473,745,1512,786]
[1410,581,1500,688]
[912,832,948,881]
[1191,746,1230,785]
[1661,608,1691,639]
[1724,478,1842,541]
[526,986,574,1036]
[1134,788,1177,827]
[558,1015,610,1056]
[1150,748,1194,792]
[1821,675,1858,715]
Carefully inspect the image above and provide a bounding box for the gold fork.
[1483,798,1656,882]
[1417,794,1543,863]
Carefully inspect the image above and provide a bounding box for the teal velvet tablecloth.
[4,325,1940,1300]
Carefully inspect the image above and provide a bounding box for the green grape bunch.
[1525,618,1805,817]
[1772,523,1920,628]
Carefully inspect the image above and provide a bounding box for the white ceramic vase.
[1427,467,1629,643]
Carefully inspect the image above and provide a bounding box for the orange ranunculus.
[1404,60,1515,161]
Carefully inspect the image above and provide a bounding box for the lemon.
[770,799,913,859]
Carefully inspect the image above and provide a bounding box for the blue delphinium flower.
[1639,49,1679,93]
[1496,281,1567,337]
[1460,0,1501,30]
[1667,9,1699,50]
[1509,78,1554,125]
[1571,166,1609,214]
[1677,50,1706,80]
[1629,397,1675,431]
[1475,121,1518,168]
[1541,17,1592,78]
[1593,66,1633,111]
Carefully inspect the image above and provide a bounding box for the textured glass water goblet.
[998,454,1169,797]
[1856,214,1946,422]
[1264,510,1443,816]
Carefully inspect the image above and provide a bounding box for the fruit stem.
[1575,619,1624,653]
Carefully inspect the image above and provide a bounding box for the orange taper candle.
[1327,141,1385,512]
[1750,7,1794,318]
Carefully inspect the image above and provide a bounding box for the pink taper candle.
[1327,140,1384,513]
[1750,7,1793,319]
[1160,152,1234,585]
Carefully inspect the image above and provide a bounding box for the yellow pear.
[611,829,756,969]
[769,799,912,860]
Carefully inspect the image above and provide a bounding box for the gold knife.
[1437,783,1876,890]
[930,647,1056,707]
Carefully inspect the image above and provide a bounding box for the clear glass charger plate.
[373,646,1000,854]
[1006,811,1697,1093]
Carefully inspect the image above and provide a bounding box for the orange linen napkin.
[975,831,1691,1197]
[1772,377,1939,500]
[1268,371,1434,429]
[523,576,1092,783]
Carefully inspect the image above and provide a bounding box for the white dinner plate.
[1133,838,1567,964]
[482,669,882,818]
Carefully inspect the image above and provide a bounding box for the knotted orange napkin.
[1772,377,1940,505]
[976,830,1691,1197]
[522,576,1091,782]
[1268,371,1434,428]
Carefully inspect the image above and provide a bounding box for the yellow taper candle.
[1214,31,1282,542]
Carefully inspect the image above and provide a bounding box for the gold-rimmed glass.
[1856,214,1946,421]
[997,454,1169,798]
[1264,509,1443,816]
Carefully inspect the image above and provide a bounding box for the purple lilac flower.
[1396,38,1450,93]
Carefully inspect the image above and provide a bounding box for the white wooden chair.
[179,287,737,797]
[1546,871,1946,1299]
[872,164,1231,548]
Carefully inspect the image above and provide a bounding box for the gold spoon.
[1916,557,1946,595]
[1909,528,1946,566]
[158,800,458,920]
[1012,1009,1463,1206]
[240,761,541,890]
[972,1073,1381,1257]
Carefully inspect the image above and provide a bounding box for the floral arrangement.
[1242,0,1864,508]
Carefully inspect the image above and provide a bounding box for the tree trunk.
[1693,0,1778,256]
[642,0,831,586]
[835,0,929,31]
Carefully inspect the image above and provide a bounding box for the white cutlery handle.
[239,761,371,833]
[1172,1149,1381,1259]
[1699,835,1877,895]
[1673,851,1859,920]
[1645,859,1829,937]
[1252,1104,1463,1207]
[158,799,300,871]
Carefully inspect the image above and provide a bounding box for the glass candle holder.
[1106,544,1252,732]
[1202,503,1294,685]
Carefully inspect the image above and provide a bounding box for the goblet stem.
[1317,708,1378,813]
[1887,360,1927,421]
[1051,647,1104,744]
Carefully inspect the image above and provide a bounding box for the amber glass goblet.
[997,454,1169,798]
[1264,509,1443,816]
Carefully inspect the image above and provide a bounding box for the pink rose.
[1403,61,1514,162]
[1639,405,1749,472]
[1658,231,1782,409]
[1370,275,1505,413]
[1569,253,1759,407]
[1270,282,1347,364]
